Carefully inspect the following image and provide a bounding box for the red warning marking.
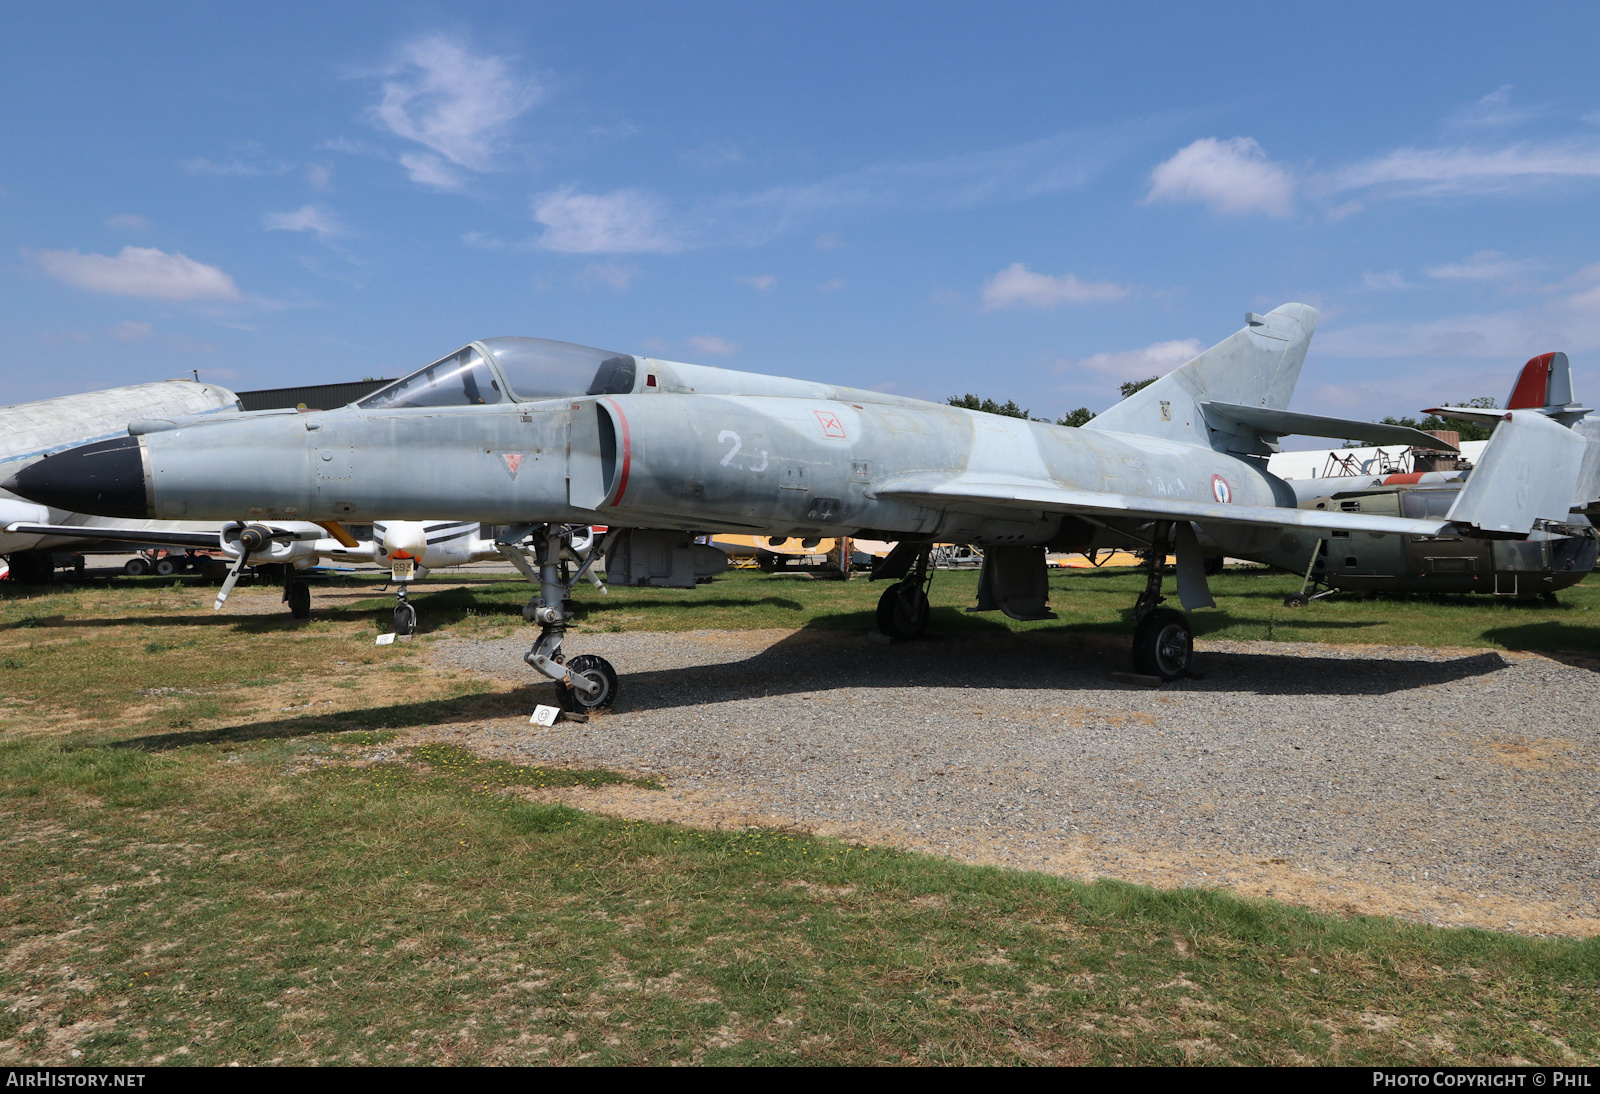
[814,409,847,439]
[502,453,525,477]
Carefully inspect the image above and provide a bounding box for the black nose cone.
[3,436,152,518]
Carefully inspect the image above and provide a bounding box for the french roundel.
[1211,474,1232,504]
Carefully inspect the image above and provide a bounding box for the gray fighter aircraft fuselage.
[11,306,1595,704]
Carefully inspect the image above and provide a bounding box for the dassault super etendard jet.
[9,304,1594,707]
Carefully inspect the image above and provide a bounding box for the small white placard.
[530,704,560,726]
[391,558,415,581]
[375,632,396,646]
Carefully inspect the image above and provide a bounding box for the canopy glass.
[358,337,637,410]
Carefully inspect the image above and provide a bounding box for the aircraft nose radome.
[6,437,151,519]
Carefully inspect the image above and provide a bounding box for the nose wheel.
[393,602,417,637]
[558,654,618,713]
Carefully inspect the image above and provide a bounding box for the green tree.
[1119,376,1159,399]
[946,393,1032,419]
[1056,407,1094,427]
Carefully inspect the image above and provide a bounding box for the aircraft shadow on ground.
[109,622,1515,751]
[112,689,537,753]
[1481,623,1600,666]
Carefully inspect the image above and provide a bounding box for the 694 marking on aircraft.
[9,304,1596,711]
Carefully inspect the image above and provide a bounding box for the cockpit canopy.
[357,337,637,410]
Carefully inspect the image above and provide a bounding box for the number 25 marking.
[718,430,742,466]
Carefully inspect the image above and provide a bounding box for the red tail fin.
[1506,353,1556,409]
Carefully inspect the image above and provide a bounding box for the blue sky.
[5,2,1600,438]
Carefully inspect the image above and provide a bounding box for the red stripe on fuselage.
[1382,472,1424,485]
[604,398,632,506]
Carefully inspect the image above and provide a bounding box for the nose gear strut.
[519,524,617,712]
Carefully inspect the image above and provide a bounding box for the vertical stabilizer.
[1506,352,1572,410]
[1084,303,1319,452]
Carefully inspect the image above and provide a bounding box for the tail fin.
[1085,303,1319,451]
[1445,410,1586,533]
[1506,352,1572,410]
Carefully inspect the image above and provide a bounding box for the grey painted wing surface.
[1200,402,1458,450]
[1446,410,1587,532]
[870,472,1455,537]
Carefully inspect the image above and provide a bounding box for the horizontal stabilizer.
[1444,411,1586,533]
[1201,402,1457,450]
[1420,405,1505,427]
[871,473,1455,537]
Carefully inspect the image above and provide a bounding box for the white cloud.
[1361,270,1412,291]
[578,263,638,290]
[1448,86,1542,130]
[105,214,149,230]
[110,320,154,341]
[738,274,776,290]
[724,120,1162,243]
[305,163,333,189]
[532,187,680,253]
[1061,339,1203,382]
[182,143,293,177]
[1329,142,1600,197]
[814,232,845,250]
[1424,250,1535,281]
[33,246,242,301]
[981,263,1130,310]
[817,278,845,292]
[1145,137,1295,216]
[687,335,741,356]
[400,151,466,191]
[374,35,539,172]
[1321,267,1600,361]
[263,204,344,240]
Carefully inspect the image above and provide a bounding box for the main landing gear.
[875,543,933,639]
[520,524,617,713]
[1130,521,1194,682]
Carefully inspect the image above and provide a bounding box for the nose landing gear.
[520,525,617,713]
[392,584,417,636]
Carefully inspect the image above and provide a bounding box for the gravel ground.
[428,627,1600,936]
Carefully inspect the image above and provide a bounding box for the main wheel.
[1283,593,1309,608]
[285,581,312,619]
[876,582,930,639]
[155,558,177,576]
[124,557,151,576]
[393,601,417,636]
[1132,607,1192,681]
[559,654,618,713]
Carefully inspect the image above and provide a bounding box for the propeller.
[213,523,273,610]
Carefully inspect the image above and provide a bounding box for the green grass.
[2,725,1597,1066]
[3,572,1599,1064]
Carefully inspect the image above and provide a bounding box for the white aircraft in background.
[0,378,242,581]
